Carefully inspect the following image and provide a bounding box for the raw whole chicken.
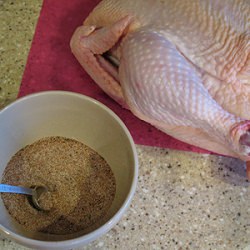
[70,0,250,177]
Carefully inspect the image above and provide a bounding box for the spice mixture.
[1,136,116,235]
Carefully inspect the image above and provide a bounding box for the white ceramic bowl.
[0,91,138,250]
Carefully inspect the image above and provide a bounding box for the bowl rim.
[0,90,139,249]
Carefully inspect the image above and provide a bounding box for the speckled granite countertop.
[0,1,249,249]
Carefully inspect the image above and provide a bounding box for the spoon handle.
[0,184,33,195]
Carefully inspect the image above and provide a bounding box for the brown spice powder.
[1,136,116,235]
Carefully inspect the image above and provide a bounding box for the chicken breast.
[70,0,250,165]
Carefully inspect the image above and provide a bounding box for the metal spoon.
[0,184,49,211]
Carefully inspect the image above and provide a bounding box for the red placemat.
[19,0,211,154]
